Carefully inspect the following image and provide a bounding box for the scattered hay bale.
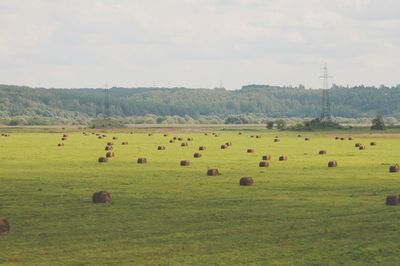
[137,157,147,164]
[92,191,111,204]
[194,153,202,158]
[225,142,232,146]
[112,136,118,140]
[214,134,219,137]
[247,149,255,153]
[359,145,366,150]
[0,218,10,235]
[298,134,302,137]
[122,142,128,145]
[220,144,227,149]
[106,151,115,158]
[98,157,108,163]
[319,150,327,155]
[163,134,168,137]
[340,137,345,141]
[279,155,288,161]
[335,137,339,140]
[240,177,254,186]
[107,142,114,146]
[148,133,153,137]
[386,195,400,206]
[348,137,353,140]
[355,143,362,148]
[169,140,175,143]
[158,145,166,150]
[274,138,280,142]
[259,161,270,167]
[305,138,310,141]
[63,134,68,138]
[180,160,190,166]
[250,135,254,138]
[98,136,103,139]
[207,169,220,176]
[178,137,183,141]
[199,146,206,151]
[328,161,338,167]
[262,155,271,160]
[57,143,64,147]
[204,133,208,136]
[256,135,261,139]
[102,134,107,137]
[181,142,188,147]
[187,137,193,141]
[370,142,377,146]
[61,137,67,141]
[389,164,399,173]
[173,136,177,140]
[238,132,242,135]
[105,145,113,151]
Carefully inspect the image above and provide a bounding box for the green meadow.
[1,129,400,265]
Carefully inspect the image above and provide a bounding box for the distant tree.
[266,121,274,129]
[371,114,386,130]
[275,119,287,130]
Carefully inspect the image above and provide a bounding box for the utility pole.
[320,63,332,121]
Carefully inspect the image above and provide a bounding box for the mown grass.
[1,130,400,265]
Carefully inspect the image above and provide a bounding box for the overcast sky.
[0,0,399,90]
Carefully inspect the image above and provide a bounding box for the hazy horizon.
[1,0,399,90]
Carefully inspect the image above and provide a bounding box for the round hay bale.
[180,160,190,166]
[274,138,280,142]
[148,133,153,137]
[92,191,111,204]
[207,169,220,176]
[305,138,310,141]
[386,195,400,206]
[0,218,10,235]
[259,161,269,167]
[107,142,114,146]
[173,136,177,140]
[214,134,219,137]
[57,143,64,147]
[298,134,302,137]
[63,134,68,138]
[355,143,362,148]
[256,135,261,139]
[98,157,108,163]
[122,142,128,145]
[370,142,377,146]
[106,151,115,158]
[178,137,183,141]
[319,150,327,155]
[279,155,288,161]
[238,132,242,135]
[359,145,366,150]
[102,134,107,137]
[340,137,345,141]
[204,133,208,136]
[335,136,339,140]
[225,142,232,146]
[389,164,399,173]
[158,145,166,150]
[247,149,255,153]
[262,155,271,161]
[240,177,254,186]
[112,136,118,140]
[181,142,188,147]
[105,145,113,151]
[169,140,175,143]
[348,137,353,140]
[250,135,254,138]
[220,144,227,149]
[187,137,193,141]
[163,134,168,137]
[137,157,147,164]
[328,161,338,167]
[194,153,202,158]
[98,136,103,139]
[199,146,206,151]
[61,137,67,141]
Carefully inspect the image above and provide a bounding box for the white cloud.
[0,0,399,89]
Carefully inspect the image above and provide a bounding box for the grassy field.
[1,129,400,265]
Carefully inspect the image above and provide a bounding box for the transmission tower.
[320,63,332,121]
[104,82,110,119]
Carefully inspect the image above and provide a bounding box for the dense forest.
[0,84,400,125]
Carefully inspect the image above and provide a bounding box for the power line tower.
[104,82,110,119]
[320,63,332,121]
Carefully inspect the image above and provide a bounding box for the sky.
[0,0,399,90]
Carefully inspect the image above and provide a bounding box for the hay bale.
[370,142,377,146]
[355,143,362,148]
[163,134,168,137]
[328,161,338,167]
[57,143,64,147]
[169,140,175,143]
[207,169,220,176]
[348,137,353,140]
[335,136,339,140]
[250,135,254,138]
[259,161,269,167]
[98,157,108,163]
[204,133,208,136]
[240,177,254,186]
[214,134,219,137]
[389,164,399,173]
[386,195,400,206]
[61,137,67,141]
[107,142,114,146]
[340,137,345,141]
[106,151,115,158]
[0,218,10,235]
[180,160,190,166]
[173,136,177,140]
[105,145,113,151]
[137,157,147,164]
[225,142,232,146]
[359,145,366,150]
[220,144,227,149]
[181,142,188,147]
[274,138,280,142]
[92,191,111,204]
[247,149,255,153]
[158,145,166,150]
[298,134,302,137]
[112,136,118,140]
[279,155,288,161]
[199,146,206,151]
[148,133,153,136]
[262,155,271,160]
[122,142,128,145]
[98,136,103,139]
[102,134,107,137]
[63,134,68,138]
[256,135,261,139]
[305,138,310,141]
[187,137,193,141]
[238,132,242,135]
[194,153,202,158]
[319,150,327,155]
[178,137,183,141]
